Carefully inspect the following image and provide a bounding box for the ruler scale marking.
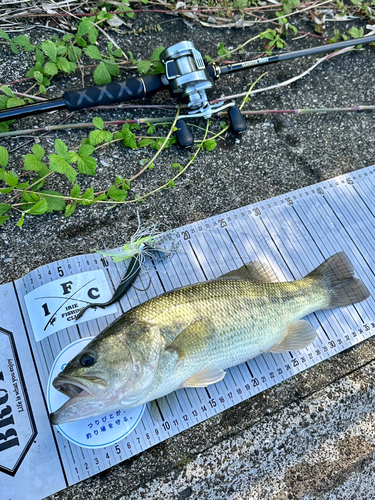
[5,165,375,491]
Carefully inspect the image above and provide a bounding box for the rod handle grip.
[63,75,166,111]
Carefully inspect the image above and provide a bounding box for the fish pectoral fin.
[149,397,169,422]
[269,320,316,353]
[165,319,214,361]
[217,260,278,283]
[181,366,226,388]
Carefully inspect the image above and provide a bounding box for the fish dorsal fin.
[269,320,316,353]
[181,366,226,388]
[217,260,279,283]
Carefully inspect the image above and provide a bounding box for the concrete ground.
[1,7,375,500]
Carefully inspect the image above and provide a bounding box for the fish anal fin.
[218,261,278,283]
[269,320,316,353]
[181,366,226,388]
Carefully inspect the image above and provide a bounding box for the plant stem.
[130,105,181,181]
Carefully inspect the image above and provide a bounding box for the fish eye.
[80,353,96,367]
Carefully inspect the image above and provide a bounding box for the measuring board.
[1,165,375,500]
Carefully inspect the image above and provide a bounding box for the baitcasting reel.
[1,35,375,147]
[159,41,246,146]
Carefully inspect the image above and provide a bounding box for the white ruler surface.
[2,165,375,499]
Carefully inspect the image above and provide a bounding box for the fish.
[49,251,370,425]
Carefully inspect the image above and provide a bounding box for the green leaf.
[0,30,10,41]
[77,17,92,36]
[118,3,134,18]
[1,85,15,98]
[79,187,95,205]
[54,138,68,159]
[66,151,79,164]
[44,62,58,76]
[106,61,119,77]
[48,154,77,182]
[128,50,135,64]
[5,171,18,187]
[0,215,10,226]
[16,213,25,228]
[89,129,104,145]
[0,145,9,167]
[84,45,103,60]
[35,48,45,64]
[0,123,8,133]
[94,193,107,202]
[65,202,76,217]
[168,179,175,188]
[123,133,137,149]
[78,144,95,156]
[13,35,31,47]
[0,187,13,194]
[136,60,151,74]
[10,42,19,54]
[112,48,123,58]
[21,191,33,202]
[40,190,66,212]
[147,123,156,135]
[0,96,8,110]
[27,199,48,215]
[234,0,248,7]
[77,155,96,175]
[32,143,45,160]
[348,26,364,39]
[56,44,67,56]
[172,162,183,173]
[75,36,87,48]
[6,97,25,108]
[0,203,11,216]
[108,184,127,201]
[150,46,165,62]
[138,138,154,147]
[93,117,104,130]
[68,46,82,62]
[88,26,98,45]
[41,40,57,61]
[151,62,165,74]
[93,62,111,84]
[23,154,48,173]
[204,139,217,151]
[71,183,81,198]
[33,71,44,84]
[56,56,71,73]
[0,167,5,180]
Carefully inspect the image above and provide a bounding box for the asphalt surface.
[1,9,375,500]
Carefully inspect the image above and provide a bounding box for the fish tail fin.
[305,251,370,308]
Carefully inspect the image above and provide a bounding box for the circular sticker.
[47,337,145,449]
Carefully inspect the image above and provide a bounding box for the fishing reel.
[160,41,247,147]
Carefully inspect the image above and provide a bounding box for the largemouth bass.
[50,252,370,425]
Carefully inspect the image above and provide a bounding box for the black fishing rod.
[1,35,375,146]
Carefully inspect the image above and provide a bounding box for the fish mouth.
[52,375,95,399]
[50,374,109,425]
